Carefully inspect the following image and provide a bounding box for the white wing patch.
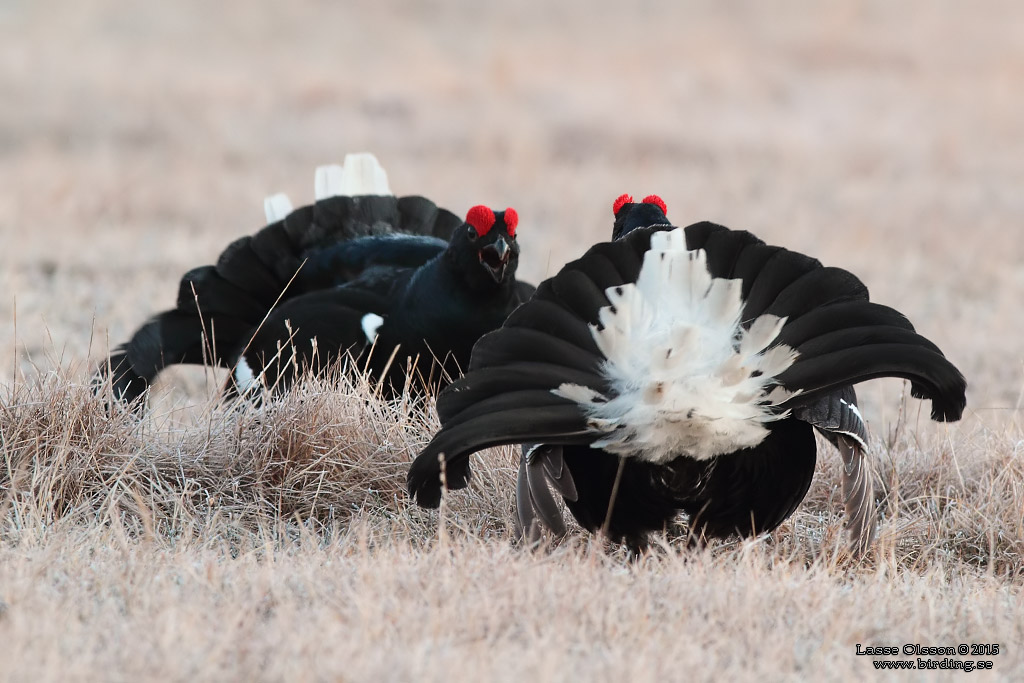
[361,313,385,343]
[263,192,294,223]
[234,356,258,393]
[553,227,800,463]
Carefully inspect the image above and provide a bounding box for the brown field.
[2,1,1023,680]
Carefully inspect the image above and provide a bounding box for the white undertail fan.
[263,193,294,223]
[263,153,391,222]
[313,153,392,200]
[553,228,800,463]
[408,219,966,551]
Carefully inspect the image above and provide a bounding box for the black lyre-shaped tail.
[97,192,462,405]
[408,223,967,509]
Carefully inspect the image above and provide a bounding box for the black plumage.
[95,161,533,404]
[234,205,534,396]
[408,195,967,553]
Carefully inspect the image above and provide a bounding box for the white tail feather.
[555,228,799,463]
[314,154,391,199]
[741,314,786,357]
[263,193,294,223]
[314,164,345,200]
[340,153,391,195]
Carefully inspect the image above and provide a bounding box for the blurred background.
[1,0,1021,418]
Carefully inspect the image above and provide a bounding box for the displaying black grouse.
[408,194,967,554]
[95,154,534,404]
[232,203,533,397]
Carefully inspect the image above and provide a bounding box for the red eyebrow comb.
[613,193,634,216]
[641,194,667,215]
[503,207,518,237]
[466,205,496,236]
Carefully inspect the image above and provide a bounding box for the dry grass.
[0,527,1020,682]
[3,0,1024,680]
[1,364,1022,681]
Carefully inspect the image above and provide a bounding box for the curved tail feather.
[96,309,250,402]
[436,362,609,422]
[468,327,606,375]
[408,404,592,508]
[516,444,575,540]
[773,301,916,347]
[777,343,965,421]
[683,222,762,278]
[838,436,878,556]
[96,350,148,405]
[499,299,600,355]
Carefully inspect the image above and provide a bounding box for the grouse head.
[611,193,670,241]
[448,204,521,290]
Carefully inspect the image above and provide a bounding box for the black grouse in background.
[233,203,533,397]
[408,194,967,554]
[95,154,534,404]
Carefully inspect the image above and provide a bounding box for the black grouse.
[95,154,533,404]
[407,194,967,554]
[232,203,533,397]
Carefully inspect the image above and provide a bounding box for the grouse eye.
[466,224,478,240]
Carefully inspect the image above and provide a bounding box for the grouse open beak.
[479,237,511,282]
